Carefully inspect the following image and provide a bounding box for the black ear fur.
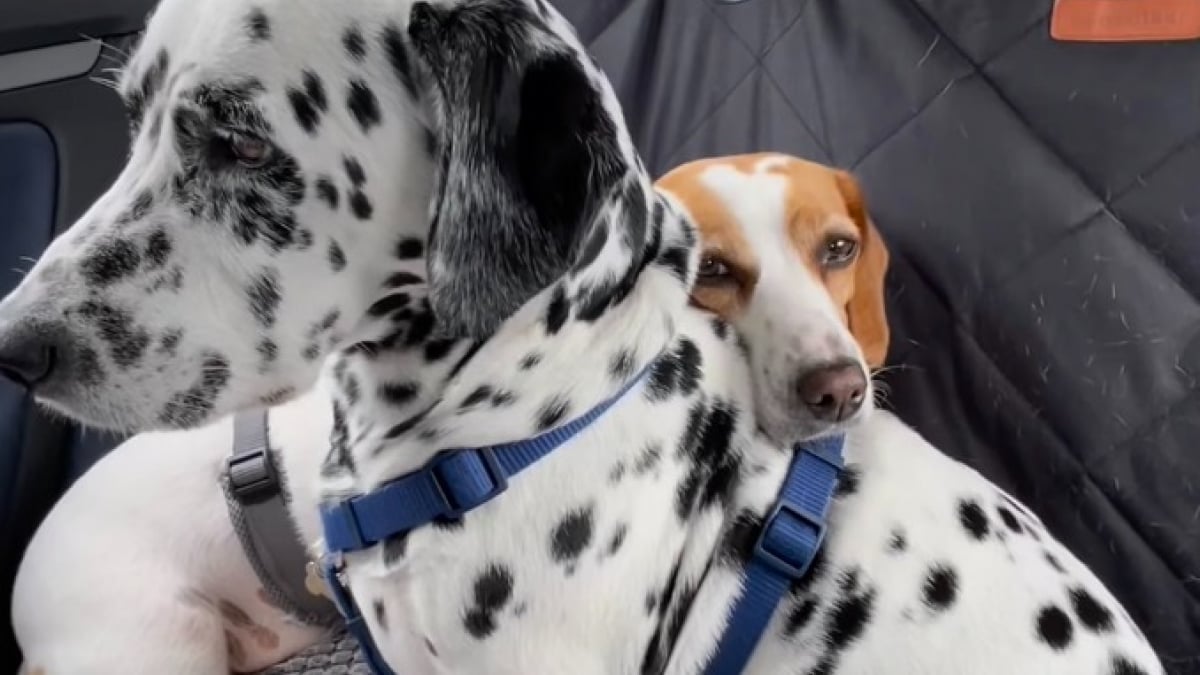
[408,0,626,338]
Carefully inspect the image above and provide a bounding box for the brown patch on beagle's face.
[657,153,890,445]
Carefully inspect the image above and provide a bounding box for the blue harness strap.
[703,434,846,674]
[319,353,843,675]
[318,360,657,674]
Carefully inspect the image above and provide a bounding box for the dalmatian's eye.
[821,236,858,268]
[697,255,733,283]
[224,133,272,168]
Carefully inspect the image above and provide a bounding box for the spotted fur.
[2,1,1163,674]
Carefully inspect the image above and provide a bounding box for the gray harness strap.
[222,410,341,627]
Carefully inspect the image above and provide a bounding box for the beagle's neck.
[319,179,700,497]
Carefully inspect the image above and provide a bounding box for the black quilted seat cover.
[266,0,1200,671]
[561,0,1199,669]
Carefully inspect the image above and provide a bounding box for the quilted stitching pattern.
[265,0,1200,671]
[589,0,1199,668]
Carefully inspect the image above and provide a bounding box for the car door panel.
[1,2,151,667]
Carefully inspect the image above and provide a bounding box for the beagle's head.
[656,153,890,445]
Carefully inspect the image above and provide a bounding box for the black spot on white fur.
[77,301,150,369]
[1036,604,1074,650]
[544,287,570,335]
[350,191,373,220]
[157,329,182,357]
[158,352,229,427]
[819,569,876,663]
[395,237,423,259]
[423,338,456,362]
[347,80,381,132]
[367,292,409,318]
[256,339,277,370]
[383,533,409,564]
[674,400,740,520]
[81,238,142,287]
[550,504,594,565]
[315,177,338,210]
[606,523,628,556]
[343,26,367,61]
[287,70,328,135]
[373,600,388,631]
[609,349,635,381]
[633,443,662,476]
[646,338,700,401]
[608,462,626,485]
[295,229,314,250]
[343,156,366,186]
[710,317,729,340]
[328,240,347,272]
[245,269,281,328]
[119,190,154,226]
[784,598,819,637]
[1070,587,1115,633]
[835,465,861,498]
[246,9,271,41]
[461,385,493,410]
[921,564,958,612]
[1110,655,1150,675]
[958,499,990,541]
[996,505,1023,534]
[536,395,570,431]
[126,49,169,130]
[144,228,172,270]
[379,381,419,406]
[463,564,514,639]
[384,271,423,288]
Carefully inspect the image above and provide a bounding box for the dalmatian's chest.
[338,373,740,674]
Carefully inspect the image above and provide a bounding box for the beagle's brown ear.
[834,170,890,369]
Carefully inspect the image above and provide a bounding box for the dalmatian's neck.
[319,176,699,497]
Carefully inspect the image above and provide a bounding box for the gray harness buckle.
[222,410,342,628]
[227,445,279,504]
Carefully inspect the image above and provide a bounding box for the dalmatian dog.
[0,0,1163,673]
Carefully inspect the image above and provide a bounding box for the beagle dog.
[658,152,889,447]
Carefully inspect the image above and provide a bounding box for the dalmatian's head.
[0,0,442,431]
[0,0,644,433]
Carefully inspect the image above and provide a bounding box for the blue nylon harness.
[318,361,845,675]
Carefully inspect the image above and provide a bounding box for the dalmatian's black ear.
[408,0,627,338]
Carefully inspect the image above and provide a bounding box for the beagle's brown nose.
[796,361,866,422]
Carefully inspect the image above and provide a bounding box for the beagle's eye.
[822,237,859,267]
[697,255,733,282]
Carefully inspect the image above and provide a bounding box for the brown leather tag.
[1051,0,1200,42]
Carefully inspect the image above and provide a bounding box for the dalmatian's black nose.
[0,328,58,389]
[795,361,866,422]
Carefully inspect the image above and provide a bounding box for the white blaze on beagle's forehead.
[656,152,890,445]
